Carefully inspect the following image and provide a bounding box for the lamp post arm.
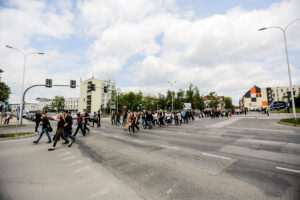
[285,18,300,31]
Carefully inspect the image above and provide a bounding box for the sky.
[1,0,300,105]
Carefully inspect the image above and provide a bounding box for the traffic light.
[104,86,107,93]
[70,80,76,88]
[91,84,96,91]
[45,79,52,88]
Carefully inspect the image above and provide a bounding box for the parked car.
[270,102,286,111]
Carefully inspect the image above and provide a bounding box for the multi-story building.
[79,78,116,113]
[10,103,38,114]
[64,98,79,112]
[36,98,52,111]
[241,85,300,109]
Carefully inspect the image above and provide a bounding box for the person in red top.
[73,113,85,137]
[48,114,68,151]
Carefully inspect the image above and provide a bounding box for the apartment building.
[79,78,116,113]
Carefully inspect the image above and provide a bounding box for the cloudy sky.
[1,0,300,105]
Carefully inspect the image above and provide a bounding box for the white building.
[36,98,52,111]
[79,78,116,113]
[10,103,38,114]
[65,98,79,112]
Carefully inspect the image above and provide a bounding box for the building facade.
[10,103,38,114]
[36,98,52,111]
[64,98,79,112]
[241,85,300,109]
[79,78,116,113]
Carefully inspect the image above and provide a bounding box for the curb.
[277,120,300,127]
[0,132,38,141]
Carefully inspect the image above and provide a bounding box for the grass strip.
[280,118,300,126]
[0,132,33,138]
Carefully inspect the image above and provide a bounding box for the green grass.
[280,118,300,126]
[270,107,300,113]
[0,132,33,138]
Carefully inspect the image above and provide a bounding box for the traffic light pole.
[20,84,78,125]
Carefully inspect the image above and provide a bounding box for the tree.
[186,83,194,104]
[51,96,65,112]
[224,97,234,109]
[0,69,11,104]
[193,87,205,110]
[206,92,219,109]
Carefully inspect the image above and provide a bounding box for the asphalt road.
[0,115,299,200]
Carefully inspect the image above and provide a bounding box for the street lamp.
[168,80,177,111]
[259,18,300,120]
[6,45,44,125]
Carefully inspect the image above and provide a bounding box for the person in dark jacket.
[146,111,153,129]
[48,114,66,151]
[35,110,42,133]
[33,113,52,144]
[64,111,75,147]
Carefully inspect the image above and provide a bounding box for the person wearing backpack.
[33,113,52,144]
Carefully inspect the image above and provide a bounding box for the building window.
[251,98,256,102]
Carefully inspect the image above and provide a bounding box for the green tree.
[186,83,194,104]
[51,96,65,112]
[0,69,11,104]
[206,92,219,109]
[224,97,234,109]
[193,86,205,110]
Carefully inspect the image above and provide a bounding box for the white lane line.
[201,152,232,160]
[276,167,300,174]
[102,133,111,137]
[113,135,123,139]
[166,189,172,194]
[161,145,179,150]
[227,127,294,133]
[72,165,91,173]
[134,139,145,144]
[58,151,71,156]
[61,156,76,161]
[64,159,83,166]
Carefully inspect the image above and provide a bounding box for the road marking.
[166,189,172,194]
[64,159,83,166]
[72,165,91,173]
[161,145,179,150]
[276,167,300,174]
[113,135,123,139]
[201,152,232,160]
[134,139,145,144]
[227,127,294,133]
[61,156,76,161]
[206,118,241,128]
[58,151,71,156]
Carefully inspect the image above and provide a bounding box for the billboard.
[183,103,191,110]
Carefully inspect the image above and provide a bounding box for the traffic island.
[278,118,300,127]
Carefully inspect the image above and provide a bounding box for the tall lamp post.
[5,45,44,125]
[259,18,300,120]
[168,80,177,111]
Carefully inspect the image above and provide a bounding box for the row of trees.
[43,96,65,112]
[107,84,234,112]
[0,69,11,109]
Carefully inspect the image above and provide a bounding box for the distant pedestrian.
[4,111,11,125]
[83,110,90,133]
[35,110,42,133]
[97,111,101,127]
[92,112,98,127]
[33,113,52,144]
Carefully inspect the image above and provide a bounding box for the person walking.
[34,110,42,133]
[97,110,101,127]
[64,111,75,147]
[116,112,121,126]
[92,112,98,127]
[111,111,115,125]
[4,111,11,125]
[48,114,67,151]
[83,110,90,133]
[73,113,85,137]
[33,113,52,144]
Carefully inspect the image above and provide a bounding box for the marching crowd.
[31,108,247,150]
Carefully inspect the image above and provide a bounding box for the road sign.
[3,104,8,109]
[123,105,127,109]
